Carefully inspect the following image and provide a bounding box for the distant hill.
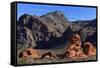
[84,19,97,27]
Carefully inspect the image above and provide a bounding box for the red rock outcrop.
[82,42,96,56]
[65,34,86,58]
[19,47,40,59]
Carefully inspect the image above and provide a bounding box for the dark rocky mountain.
[17,10,97,50]
[17,11,72,49]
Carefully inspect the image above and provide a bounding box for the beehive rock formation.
[65,34,86,58]
[82,42,96,56]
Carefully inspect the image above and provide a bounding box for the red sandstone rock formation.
[19,47,40,59]
[66,34,86,58]
[82,42,96,56]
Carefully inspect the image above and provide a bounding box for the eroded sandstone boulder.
[82,42,96,56]
[65,34,86,58]
[19,47,40,59]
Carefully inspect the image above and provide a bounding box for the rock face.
[17,11,70,49]
[40,10,70,38]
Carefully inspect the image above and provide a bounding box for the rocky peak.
[17,11,71,49]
